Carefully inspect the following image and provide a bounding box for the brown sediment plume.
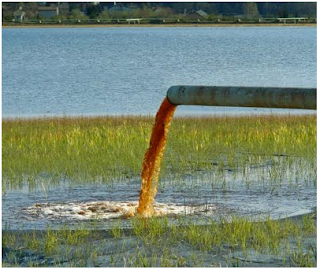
[136,97,177,217]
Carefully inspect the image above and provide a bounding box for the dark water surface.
[2,26,316,118]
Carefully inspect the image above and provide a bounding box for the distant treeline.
[2,2,317,22]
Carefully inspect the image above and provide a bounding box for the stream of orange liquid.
[136,97,177,217]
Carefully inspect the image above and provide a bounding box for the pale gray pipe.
[167,86,316,110]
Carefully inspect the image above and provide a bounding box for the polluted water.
[16,96,216,223]
[4,96,316,227]
[137,97,177,217]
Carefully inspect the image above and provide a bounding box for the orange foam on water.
[137,97,177,217]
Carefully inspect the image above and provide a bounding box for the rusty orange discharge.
[137,97,177,217]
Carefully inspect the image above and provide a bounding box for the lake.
[2,26,317,118]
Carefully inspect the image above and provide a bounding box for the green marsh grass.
[2,114,316,190]
[127,214,316,267]
[3,214,316,267]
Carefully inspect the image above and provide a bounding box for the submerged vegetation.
[2,114,316,191]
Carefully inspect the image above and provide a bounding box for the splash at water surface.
[22,201,216,221]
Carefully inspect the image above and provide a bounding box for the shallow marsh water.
[2,176,316,267]
[2,153,316,267]
[3,156,316,230]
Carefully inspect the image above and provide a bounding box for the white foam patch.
[22,201,216,220]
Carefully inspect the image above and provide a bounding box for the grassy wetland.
[2,114,317,267]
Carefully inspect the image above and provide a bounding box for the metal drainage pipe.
[167,86,316,110]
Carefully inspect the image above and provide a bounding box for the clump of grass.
[130,216,169,245]
[179,215,316,254]
[110,219,123,238]
[289,248,316,267]
[129,214,316,259]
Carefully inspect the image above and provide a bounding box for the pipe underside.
[167,86,316,110]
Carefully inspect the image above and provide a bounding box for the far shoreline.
[2,22,317,29]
